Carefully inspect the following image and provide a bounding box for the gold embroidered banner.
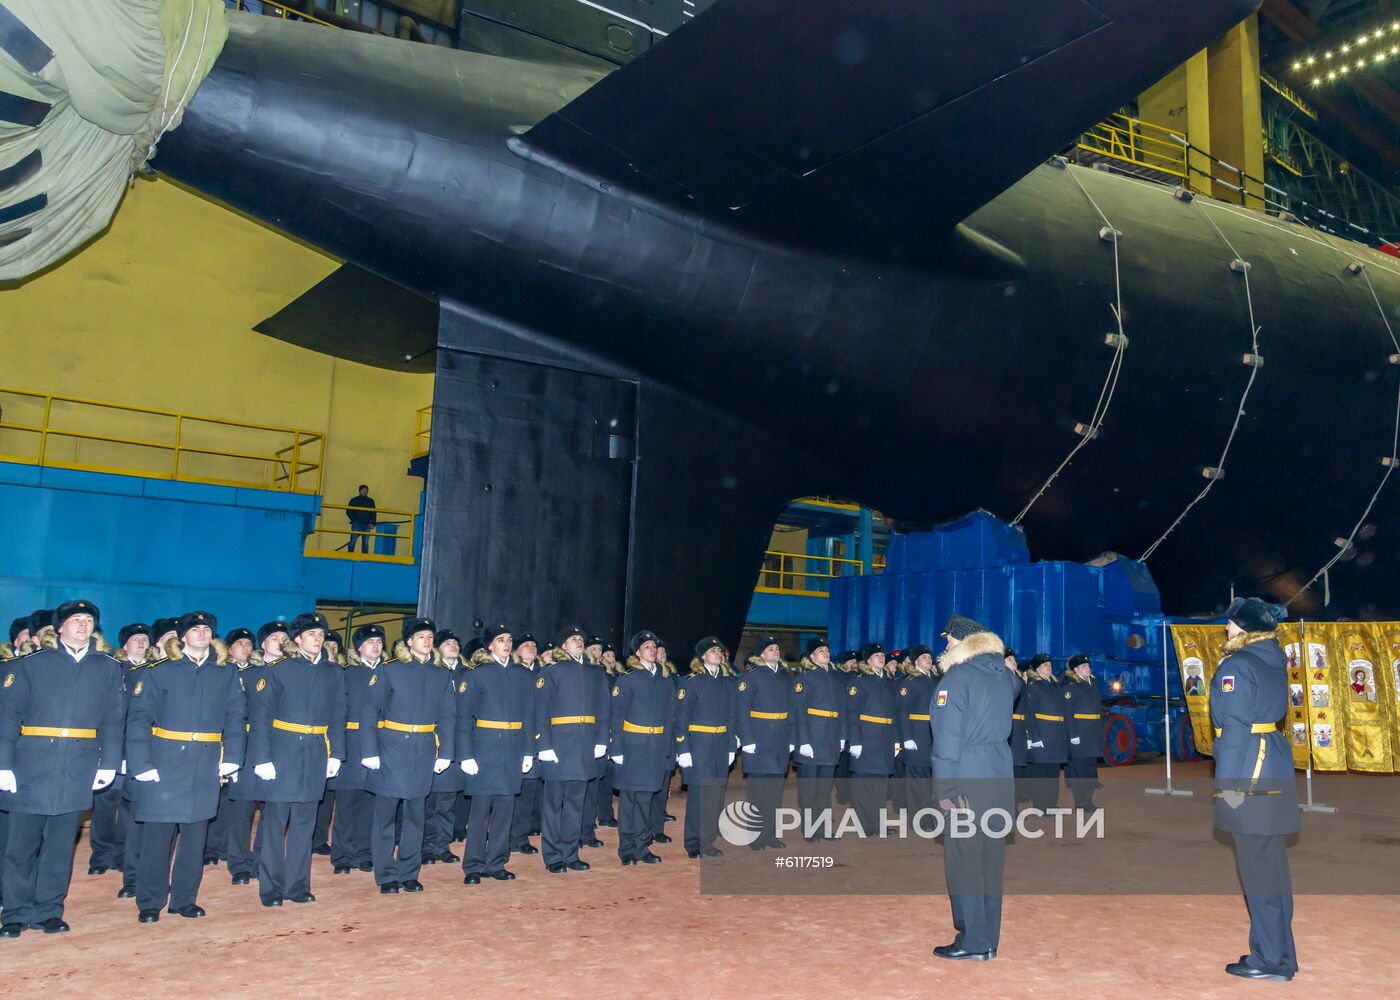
[1171,624,1220,757]
[1277,623,1311,769]
[1365,623,1400,771]
[1304,622,1393,772]
[1296,622,1350,772]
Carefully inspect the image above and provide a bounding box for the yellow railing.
[305,503,417,564]
[755,550,867,597]
[231,0,340,29]
[1077,113,1188,180]
[0,387,324,493]
[791,496,861,511]
[412,405,432,459]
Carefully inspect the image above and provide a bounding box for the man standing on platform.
[930,615,1019,962]
[793,636,843,839]
[248,612,347,907]
[536,626,608,874]
[509,632,545,856]
[459,624,535,884]
[1213,597,1299,983]
[0,601,123,937]
[676,636,739,858]
[331,624,384,875]
[361,617,455,894]
[126,611,245,922]
[610,631,674,866]
[737,633,794,851]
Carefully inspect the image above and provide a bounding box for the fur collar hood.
[347,649,386,668]
[799,655,835,673]
[41,632,112,655]
[393,640,442,665]
[937,630,1006,671]
[468,647,502,668]
[625,654,675,677]
[1223,629,1278,656]
[746,655,790,673]
[1060,669,1094,684]
[162,636,228,666]
[688,657,733,677]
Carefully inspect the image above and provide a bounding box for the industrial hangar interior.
[1,0,1399,996]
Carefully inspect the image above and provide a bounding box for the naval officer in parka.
[1211,597,1299,983]
[458,624,536,884]
[930,614,1019,962]
[126,611,245,922]
[609,631,675,866]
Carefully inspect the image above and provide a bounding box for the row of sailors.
[0,601,1102,940]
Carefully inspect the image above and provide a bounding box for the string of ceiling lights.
[1292,20,1400,85]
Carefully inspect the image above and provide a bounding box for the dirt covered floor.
[0,760,1394,999]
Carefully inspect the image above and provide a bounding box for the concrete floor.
[0,760,1394,999]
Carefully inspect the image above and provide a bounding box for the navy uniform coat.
[360,653,455,800]
[607,663,675,793]
[1210,635,1299,835]
[0,638,124,815]
[457,653,536,796]
[516,659,545,782]
[535,655,608,781]
[793,662,845,764]
[328,659,379,792]
[125,645,247,823]
[897,671,939,767]
[846,670,899,776]
[430,661,467,793]
[249,651,348,804]
[1022,675,1069,763]
[930,634,1019,813]
[226,659,273,802]
[1061,671,1103,760]
[737,663,794,775]
[674,667,739,781]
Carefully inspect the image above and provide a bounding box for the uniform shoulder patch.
[848,685,858,696]
[738,681,747,692]
[677,688,686,700]
[794,681,803,693]
[900,686,908,696]
[1221,675,1235,693]
[254,678,266,693]
[2,673,11,688]
[133,680,143,696]
[458,680,467,694]
[612,685,620,697]
[936,690,948,707]
[536,675,545,689]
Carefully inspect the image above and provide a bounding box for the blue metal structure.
[829,511,1203,765]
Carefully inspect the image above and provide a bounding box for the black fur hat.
[1225,597,1281,633]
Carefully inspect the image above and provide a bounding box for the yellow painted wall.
[0,176,433,522]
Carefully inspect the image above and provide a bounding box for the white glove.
[326,758,341,779]
[218,762,240,778]
[840,739,846,750]
[611,754,624,764]
[1026,739,1033,750]
[522,756,533,774]
[1070,736,1082,745]
[894,745,902,756]
[594,744,607,758]
[120,759,127,775]
[850,745,863,759]
[253,762,276,781]
[434,758,451,774]
[742,743,757,754]
[788,743,795,752]
[798,743,814,758]
[728,752,736,766]
[903,740,917,750]
[361,756,381,770]
[461,758,479,775]
[539,749,559,763]
[134,768,161,782]
[92,769,116,791]
[0,769,14,793]
[677,752,693,768]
